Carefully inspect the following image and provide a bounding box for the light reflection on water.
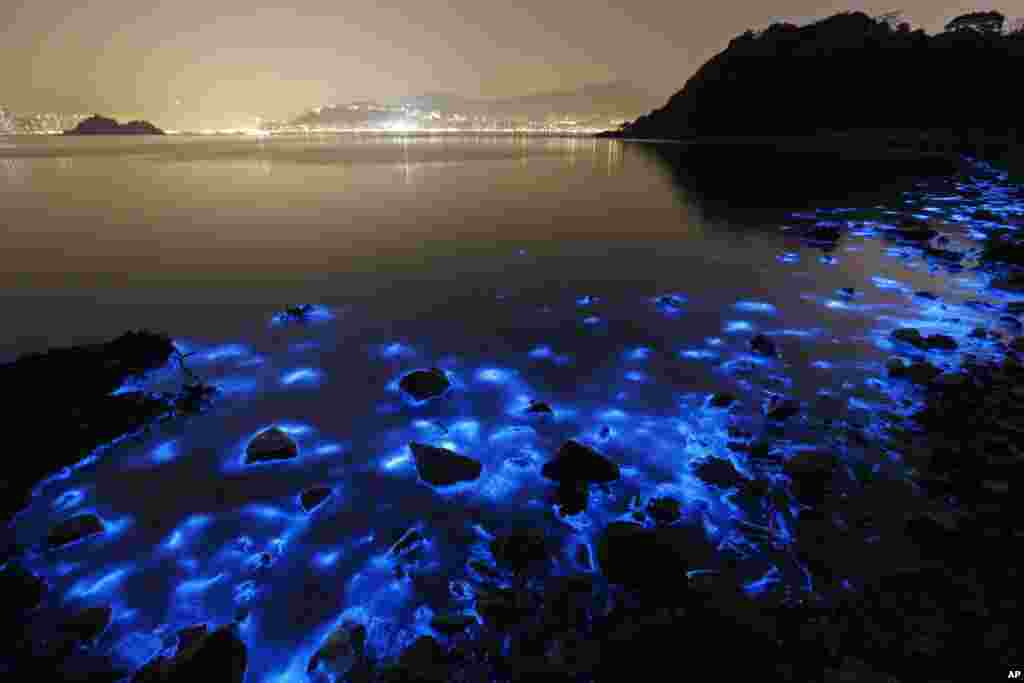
[1,135,1022,679]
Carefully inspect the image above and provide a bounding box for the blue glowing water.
[1,137,1022,679]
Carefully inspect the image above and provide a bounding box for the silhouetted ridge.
[612,11,1024,142]
[65,115,165,135]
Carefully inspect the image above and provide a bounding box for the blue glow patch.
[734,301,777,315]
[199,344,250,362]
[450,420,481,441]
[383,453,411,470]
[528,345,553,359]
[314,442,344,456]
[280,368,322,387]
[680,349,719,360]
[380,342,415,359]
[724,320,754,333]
[289,341,319,352]
[215,376,259,396]
[313,550,342,569]
[52,488,85,512]
[872,276,909,291]
[777,252,800,263]
[176,573,226,596]
[475,367,514,383]
[270,304,334,326]
[68,567,130,599]
[626,347,651,361]
[596,409,628,421]
[576,295,599,306]
[234,580,258,604]
[582,316,602,325]
[150,440,179,464]
[811,360,833,369]
[625,370,648,382]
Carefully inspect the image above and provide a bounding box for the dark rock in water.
[749,333,778,357]
[525,400,553,414]
[1005,302,1024,315]
[65,115,164,135]
[885,225,938,242]
[279,304,315,321]
[596,522,714,597]
[645,496,682,524]
[399,368,450,401]
[300,487,331,513]
[133,624,246,683]
[553,479,590,516]
[542,440,620,484]
[991,272,1024,292]
[915,290,939,300]
[244,427,298,464]
[490,528,550,574]
[410,442,482,486]
[891,327,958,351]
[0,563,45,611]
[805,224,841,242]
[175,625,208,653]
[307,620,366,676]
[395,636,448,682]
[693,457,747,489]
[973,208,999,222]
[708,392,736,408]
[47,513,105,549]
[430,612,476,635]
[57,606,112,647]
[999,315,1022,330]
[888,357,943,385]
[765,396,799,421]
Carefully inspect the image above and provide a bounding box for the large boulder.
[409,443,482,486]
[132,624,247,683]
[47,513,105,549]
[307,620,366,676]
[399,369,450,401]
[541,440,620,484]
[244,427,298,464]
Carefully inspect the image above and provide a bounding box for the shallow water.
[2,134,1022,679]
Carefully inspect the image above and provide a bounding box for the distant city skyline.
[2,1,1020,129]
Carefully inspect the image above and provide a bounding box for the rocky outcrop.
[244,427,298,464]
[133,624,247,683]
[409,442,482,486]
[610,12,1024,145]
[65,115,165,135]
[399,368,450,401]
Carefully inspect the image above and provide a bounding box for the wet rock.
[1005,302,1024,315]
[553,480,590,516]
[693,457,747,489]
[175,625,208,653]
[645,496,682,524]
[890,328,957,351]
[991,272,1024,292]
[765,396,799,421]
[300,487,332,513]
[307,620,366,676]
[399,368,450,401]
[57,606,112,647]
[133,624,247,683]
[888,358,943,384]
[410,442,482,486]
[430,612,476,635]
[708,392,736,408]
[914,290,939,300]
[596,522,714,597]
[279,304,315,321]
[805,224,841,242]
[525,400,553,415]
[47,513,105,549]
[0,563,45,611]
[541,440,620,484]
[244,427,298,464]
[490,528,550,574]
[973,208,999,221]
[838,287,856,298]
[749,334,777,357]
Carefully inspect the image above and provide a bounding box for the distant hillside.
[64,115,164,135]
[611,11,1024,142]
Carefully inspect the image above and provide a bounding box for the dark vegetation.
[65,115,166,135]
[605,11,1023,161]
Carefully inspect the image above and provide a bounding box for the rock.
[765,396,799,421]
[553,480,590,516]
[133,624,246,683]
[914,290,939,300]
[889,358,943,384]
[1006,302,1024,315]
[490,529,550,573]
[525,400,553,414]
[307,621,366,676]
[973,208,999,221]
[708,392,736,408]
[299,487,331,513]
[244,427,298,464]
[175,625,208,653]
[57,606,112,647]
[430,612,476,635]
[0,563,45,611]
[890,327,958,351]
[838,287,856,298]
[596,522,714,597]
[409,442,482,486]
[805,224,841,242]
[47,513,104,549]
[399,369,450,401]
[645,496,682,524]
[991,273,1024,292]
[693,457,746,489]
[750,334,777,357]
[541,440,620,484]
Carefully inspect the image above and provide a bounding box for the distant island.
[602,10,1023,157]
[64,115,165,135]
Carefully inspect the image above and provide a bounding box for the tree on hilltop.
[944,11,1005,33]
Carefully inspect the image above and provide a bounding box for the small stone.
[915,290,939,300]
[749,334,777,357]
[410,442,482,486]
[399,368,450,401]
[645,496,682,524]
[47,513,105,549]
[526,400,553,414]
[693,457,746,489]
[765,397,799,421]
[300,487,331,513]
[245,427,298,464]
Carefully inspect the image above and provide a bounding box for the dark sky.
[1,1,1017,129]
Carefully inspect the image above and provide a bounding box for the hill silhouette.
[64,115,165,135]
[608,11,1023,148]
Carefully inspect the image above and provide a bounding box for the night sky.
[1,1,1017,129]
